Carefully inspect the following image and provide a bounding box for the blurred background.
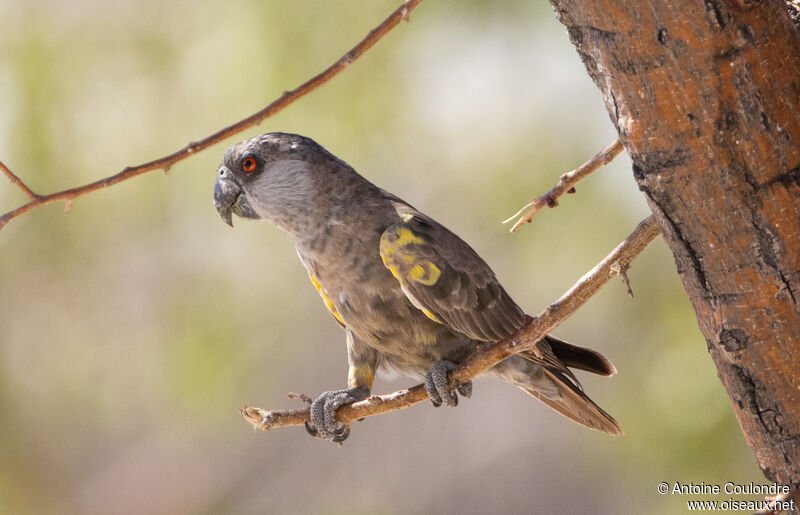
[0,0,765,513]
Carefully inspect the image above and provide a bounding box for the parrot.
[214,132,622,442]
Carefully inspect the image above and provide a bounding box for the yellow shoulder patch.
[395,227,424,247]
[408,261,441,286]
[308,273,345,325]
[380,226,440,286]
[379,220,444,325]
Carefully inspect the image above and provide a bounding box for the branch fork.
[503,139,624,232]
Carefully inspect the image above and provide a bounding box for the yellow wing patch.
[308,273,345,325]
[379,226,425,257]
[395,228,425,247]
[380,220,444,325]
[408,262,441,286]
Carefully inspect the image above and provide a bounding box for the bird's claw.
[304,419,319,438]
[331,425,350,442]
[305,386,369,443]
[457,381,473,399]
[304,420,350,442]
[424,360,472,407]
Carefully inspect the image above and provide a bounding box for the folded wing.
[379,203,527,342]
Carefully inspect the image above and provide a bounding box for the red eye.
[242,157,256,173]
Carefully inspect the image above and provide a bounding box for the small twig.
[0,160,40,201]
[503,138,624,232]
[242,214,660,433]
[0,0,424,232]
[613,261,634,297]
[756,486,800,515]
[286,392,313,405]
[620,270,633,297]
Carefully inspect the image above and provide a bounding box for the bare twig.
[619,267,634,297]
[286,393,313,405]
[0,0,424,232]
[242,214,660,433]
[503,138,624,232]
[0,160,40,201]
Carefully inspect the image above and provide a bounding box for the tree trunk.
[549,0,800,486]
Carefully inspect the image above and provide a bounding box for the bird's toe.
[424,360,469,408]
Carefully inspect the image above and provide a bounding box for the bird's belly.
[334,278,481,373]
[309,254,483,376]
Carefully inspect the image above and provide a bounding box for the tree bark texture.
[550,0,800,485]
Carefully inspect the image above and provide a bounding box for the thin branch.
[0,160,40,201]
[503,138,624,232]
[242,214,660,433]
[0,0,424,232]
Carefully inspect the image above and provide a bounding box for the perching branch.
[503,138,624,232]
[241,214,660,433]
[0,0,424,232]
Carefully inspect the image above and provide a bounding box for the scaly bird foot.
[424,360,473,407]
[304,386,369,443]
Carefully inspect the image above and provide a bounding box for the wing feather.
[379,204,527,342]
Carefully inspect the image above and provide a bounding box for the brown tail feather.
[520,363,623,436]
[544,335,617,377]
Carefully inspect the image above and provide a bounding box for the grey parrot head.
[214,132,340,233]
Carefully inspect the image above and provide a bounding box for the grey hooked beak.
[214,166,261,226]
[214,167,241,227]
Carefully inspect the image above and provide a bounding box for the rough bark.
[549,0,800,486]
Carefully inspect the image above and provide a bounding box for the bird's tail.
[544,334,616,376]
[501,335,623,436]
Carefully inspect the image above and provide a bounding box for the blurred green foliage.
[0,1,763,513]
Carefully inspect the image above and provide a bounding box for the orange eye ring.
[242,157,257,173]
